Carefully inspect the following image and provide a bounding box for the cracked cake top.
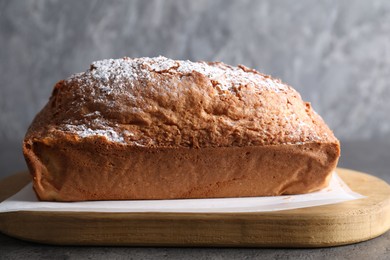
[25,56,338,148]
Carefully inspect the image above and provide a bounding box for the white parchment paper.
[0,172,365,213]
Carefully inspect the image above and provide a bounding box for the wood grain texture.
[0,168,389,247]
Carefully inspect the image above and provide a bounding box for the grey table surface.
[0,140,389,259]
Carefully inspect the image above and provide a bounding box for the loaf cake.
[23,56,340,201]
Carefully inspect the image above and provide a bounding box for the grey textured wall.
[1,0,390,175]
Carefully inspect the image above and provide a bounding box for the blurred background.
[1,0,389,178]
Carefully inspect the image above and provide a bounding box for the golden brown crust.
[23,56,340,201]
[24,136,339,201]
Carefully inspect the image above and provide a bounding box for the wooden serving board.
[0,168,389,247]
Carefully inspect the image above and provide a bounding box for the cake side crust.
[23,136,340,201]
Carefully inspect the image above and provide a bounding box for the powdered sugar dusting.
[89,58,152,83]
[62,56,293,144]
[147,56,178,72]
[141,56,288,92]
[67,56,289,94]
[63,124,125,143]
[60,114,126,143]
